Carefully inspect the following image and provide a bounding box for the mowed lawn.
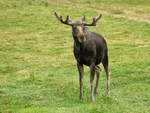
[0,0,150,112]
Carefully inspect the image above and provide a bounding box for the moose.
[54,12,110,102]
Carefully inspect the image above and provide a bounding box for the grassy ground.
[0,0,150,112]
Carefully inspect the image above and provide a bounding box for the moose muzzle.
[76,26,86,43]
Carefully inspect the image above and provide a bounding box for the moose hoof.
[90,96,95,102]
[106,91,110,95]
[94,88,98,94]
[79,96,83,100]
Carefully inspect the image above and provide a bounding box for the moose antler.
[54,12,73,26]
[83,13,102,26]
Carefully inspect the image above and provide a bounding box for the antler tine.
[54,12,72,26]
[84,13,102,26]
[81,15,85,22]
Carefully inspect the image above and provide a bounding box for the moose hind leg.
[94,66,101,94]
[102,55,110,95]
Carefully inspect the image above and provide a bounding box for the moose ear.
[81,15,85,22]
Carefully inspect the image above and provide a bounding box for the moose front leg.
[77,62,84,100]
[90,63,95,102]
[94,66,101,94]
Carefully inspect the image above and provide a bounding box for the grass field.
[0,0,150,112]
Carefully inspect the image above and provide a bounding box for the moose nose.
[77,26,84,37]
[76,27,86,43]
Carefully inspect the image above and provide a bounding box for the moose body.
[54,12,110,102]
[73,30,107,66]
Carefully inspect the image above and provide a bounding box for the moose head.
[54,12,102,43]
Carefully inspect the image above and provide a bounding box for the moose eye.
[73,27,78,32]
[73,26,77,30]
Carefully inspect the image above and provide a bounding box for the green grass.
[0,0,150,112]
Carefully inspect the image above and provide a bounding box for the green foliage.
[0,0,150,112]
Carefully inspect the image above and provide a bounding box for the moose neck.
[72,34,85,53]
